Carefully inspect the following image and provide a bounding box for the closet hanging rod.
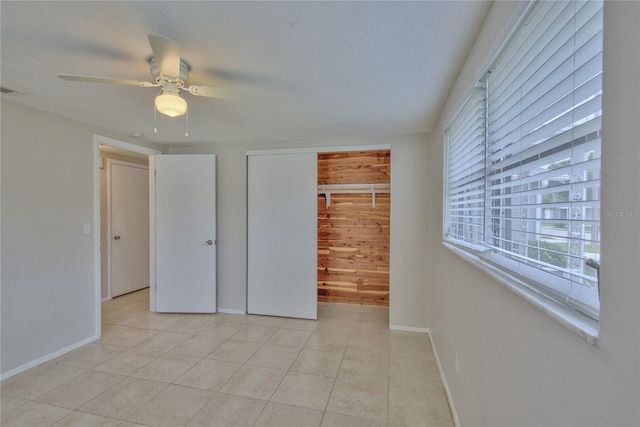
[318,183,390,207]
[317,183,390,194]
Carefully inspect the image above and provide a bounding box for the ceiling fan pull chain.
[154,105,158,133]
[185,109,189,137]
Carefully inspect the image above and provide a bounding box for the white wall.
[427,1,640,425]
[169,134,430,329]
[0,100,160,376]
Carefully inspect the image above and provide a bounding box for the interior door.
[110,160,150,298]
[248,153,317,319]
[154,154,216,313]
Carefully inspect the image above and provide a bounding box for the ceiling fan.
[58,34,249,117]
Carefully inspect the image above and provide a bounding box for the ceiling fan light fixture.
[155,91,187,117]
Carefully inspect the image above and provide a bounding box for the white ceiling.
[1,1,490,146]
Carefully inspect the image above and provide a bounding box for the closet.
[317,150,391,306]
[246,149,390,320]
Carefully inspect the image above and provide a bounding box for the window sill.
[442,241,599,345]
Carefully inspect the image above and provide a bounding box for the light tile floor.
[1,289,454,426]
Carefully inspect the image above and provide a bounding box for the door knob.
[114,235,121,240]
[205,240,213,245]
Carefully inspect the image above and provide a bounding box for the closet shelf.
[318,183,390,207]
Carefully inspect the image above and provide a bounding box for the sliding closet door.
[247,153,317,319]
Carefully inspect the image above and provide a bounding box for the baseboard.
[389,324,429,333]
[427,330,461,427]
[0,335,99,381]
[101,297,110,302]
[217,308,246,315]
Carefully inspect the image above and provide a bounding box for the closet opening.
[317,150,391,306]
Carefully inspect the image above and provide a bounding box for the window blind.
[444,89,486,248]
[484,0,602,318]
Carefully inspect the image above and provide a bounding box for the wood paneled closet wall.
[317,150,390,306]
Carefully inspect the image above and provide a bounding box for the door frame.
[245,144,390,317]
[93,135,161,338]
[106,159,150,300]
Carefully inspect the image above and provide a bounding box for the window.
[444,0,602,321]
[444,89,486,249]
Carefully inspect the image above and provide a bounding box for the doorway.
[92,135,161,337]
[317,150,391,306]
[102,155,150,299]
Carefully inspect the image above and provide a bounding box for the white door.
[248,153,317,319]
[154,155,216,313]
[109,160,150,298]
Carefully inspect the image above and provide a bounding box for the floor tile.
[35,370,125,409]
[185,392,266,427]
[54,343,127,370]
[206,340,261,364]
[100,328,159,347]
[174,358,242,391]
[142,314,188,331]
[249,315,287,328]
[343,343,389,363]
[281,318,318,332]
[388,389,454,426]
[315,319,354,335]
[1,363,85,400]
[131,353,200,383]
[220,365,287,400]
[290,349,342,377]
[196,322,244,339]
[339,354,389,379]
[271,371,334,410]
[266,328,313,348]
[169,335,226,357]
[216,313,253,325]
[389,366,443,395]
[0,401,71,426]
[0,393,30,415]
[52,411,123,426]
[127,384,214,427]
[246,344,301,370]
[93,348,163,376]
[165,316,214,334]
[135,331,192,352]
[320,411,387,427]
[117,311,161,329]
[230,324,278,344]
[101,310,131,326]
[305,331,350,354]
[254,401,324,427]
[79,377,167,420]
[100,324,130,340]
[0,290,456,427]
[326,375,388,421]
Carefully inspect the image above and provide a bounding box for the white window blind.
[444,0,602,320]
[444,89,486,248]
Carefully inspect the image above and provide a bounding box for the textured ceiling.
[0,1,490,146]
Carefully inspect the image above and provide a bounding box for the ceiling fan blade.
[58,74,157,87]
[148,34,181,77]
[186,85,255,102]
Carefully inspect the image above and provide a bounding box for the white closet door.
[248,153,317,319]
[154,154,216,313]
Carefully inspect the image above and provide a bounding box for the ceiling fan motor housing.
[149,56,191,82]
